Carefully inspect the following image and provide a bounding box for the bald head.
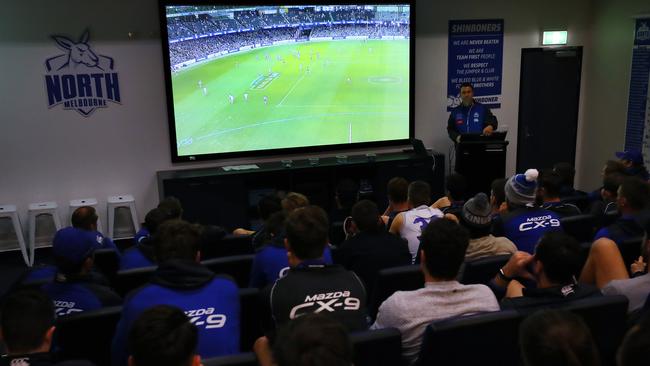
[71,206,98,231]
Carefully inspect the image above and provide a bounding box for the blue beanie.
[505,169,539,206]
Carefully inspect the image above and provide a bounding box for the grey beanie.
[461,193,492,227]
[505,169,539,206]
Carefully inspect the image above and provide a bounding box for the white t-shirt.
[371,281,500,364]
[400,205,444,260]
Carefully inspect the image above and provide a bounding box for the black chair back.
[350,328,402,366]
[416,310,522,366]
[458,254,511,285]
[202,234,254,260]
[93,248,120,279]
[202,255,255,288]
[54,306,122,366]
[239,288,263,351]
[329,221,346,246]
[113,238,135,252]
[561,194,591,212]
[113,265,156,297]
[561,214,598,242]
[565,295,629,366]
[202,353,257,366]
[369,265,423,320]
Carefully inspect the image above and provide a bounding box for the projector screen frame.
[159,0,415,163]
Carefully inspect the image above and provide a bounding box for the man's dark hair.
[618,314,650,366]
[491,178,507,207]
[285,206,329,260]
[602,173,624,195]
[144,208,173,234]
[520,309,601,366]
[387,177,408,203]
[446,173,468,201]
[273,313,352,366]
[539,170,564,199]
[336,179,359,210]
[128,305,198,366]
[534,232,582,284]
[420,218,469,280]
[153,220,201,262]
[0,290,54,354]
[71,206,98,231]
[158,197,183,220]
[460,82,473,90]
[604,160,626,176]
[553,162,576,188]
[407,181,431,207]
[351,200,380,232]
[258,194,282,221]
[619,177,650,211]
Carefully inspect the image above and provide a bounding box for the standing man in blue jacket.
[447,82,499,143]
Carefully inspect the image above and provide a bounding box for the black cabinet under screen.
[157,152,445,230]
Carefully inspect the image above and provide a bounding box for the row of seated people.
[2,208,649,365]
[2,286,649,366]
[5,151,650,364]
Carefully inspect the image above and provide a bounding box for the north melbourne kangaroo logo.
[44,29,121,116]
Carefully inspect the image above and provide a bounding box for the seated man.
[492,169,562,254]
[249,211,333,289]
[112,220,240,365]
[119,208,170,270]
[553,162,580,198]
[537,170,581,217]
[42,227,121,316]
[134,197,183,245]
[0,289,94,366]
[579,236,648,313]
[381,177,410,229]
[493,232,600,312]
[594,177,649,245]
[337,200,412,289]
[431,173,468,215]
[587,160,627,202]
[254,313,353,366]
[267,206,368,332]
[372,218,500,363]
[127,305,200,366]
[490,178,508,218]
[617,150,650,181]
[71,206,119,253]
[331,179,359,223]
[233,194,282,243]
[519,310,601,366]
[589,173,623,216]
[618,313,650,366]
[390,181,444,261]
[456,193,517,260]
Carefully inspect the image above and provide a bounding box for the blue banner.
[625,19,650,159]
[447,19,504,111]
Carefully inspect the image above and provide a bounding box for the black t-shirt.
[337,231,412,290]
[500,283,601,314]
[268,263,369,332]
[0,353,94,366]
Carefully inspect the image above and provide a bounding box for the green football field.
[171,39,410,156]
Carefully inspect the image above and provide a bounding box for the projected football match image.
[165,5,411,157]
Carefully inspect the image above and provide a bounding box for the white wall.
[577,0,650,190]
[0,0,633,233]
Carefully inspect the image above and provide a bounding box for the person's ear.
[195,251,201,263]
[83,257,94,272]
[43,326,56,348]
[284,238,290,252]
[191,355,201,366]
[128,355,135,366]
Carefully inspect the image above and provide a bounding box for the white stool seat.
[69,198,102,232]
[107,195,139,239]
[0,205,29,266]
[27,201,62,266]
